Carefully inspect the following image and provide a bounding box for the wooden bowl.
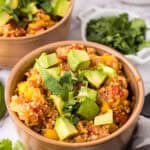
[5,41,144,150]
[0,0,74,68]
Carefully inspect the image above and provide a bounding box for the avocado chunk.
[21,2,38,15]
[68,50,90,72]
[0,0,5,6]
[78,86,97,101]
[87,88,97,101]
[94,109,113,125]
[6,0,18,9]
[35,53,59,69]
[84,70,107,88]
[50,95,64,115]
[27,2,38,14]
[68,91,74,100]
[97,64,116,77]
[0,11,11,26]
[52,0,70,17]
[77,98,99,120]
[55,117,78,140]
[47,67,61,79]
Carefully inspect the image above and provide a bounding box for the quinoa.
[10,44,133,142]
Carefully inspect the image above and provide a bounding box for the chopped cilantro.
[36,62,64,96]
[63,100,80,114]
[86,13,149,54]
[38,0,52,13]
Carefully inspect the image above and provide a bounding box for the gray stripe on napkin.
[131,116,150,149]
[135,145,150,150]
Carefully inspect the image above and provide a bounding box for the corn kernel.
[42,129,58,140]
[101,101,110,113]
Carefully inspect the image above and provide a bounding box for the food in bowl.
[86,13,150,54]
[0,0,70,37]
[10,43,134,142]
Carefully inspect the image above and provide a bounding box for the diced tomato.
[114,109,129,126]
[112,85,120,97]
[69,44,85,50]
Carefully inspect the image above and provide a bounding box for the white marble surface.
[1,0,150,148]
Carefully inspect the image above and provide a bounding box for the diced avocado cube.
[27,2,38,14]
[55,117,78,140]
[52,0,70,17]
[84,70,107,88]
[21,2,38,15]
[68,50,90,72]
[78,86,97,101]
[78,86,88,97]
[47,67,61,79]
[50,95,64,114]
[35,53,59,69]
[94,109,113,125]
[97,64,116,77]
[68,91,74,101]
[47,53,59,67]
[0,11,12,26]
[6,0,18,9]
[77,98,99,120]
[0,0,5,6]
[87,88,97,101]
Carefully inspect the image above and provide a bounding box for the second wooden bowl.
[0,0,74,68]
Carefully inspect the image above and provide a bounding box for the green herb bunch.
[86,13,150,54]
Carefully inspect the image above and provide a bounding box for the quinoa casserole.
[10,44,134,142]
[0,0,70,37]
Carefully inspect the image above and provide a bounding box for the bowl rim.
[5,41,144,148]
[0,0,74,41]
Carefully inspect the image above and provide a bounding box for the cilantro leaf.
[69,115,80,125]
[59,71,78,101]
[0,139,12,150]
[38,0,52,13]
[63,100,80,113]
[37,62,64,96]
[60,71,72,82]
[37,63,75,101]
[63,99,80,125]
[60,71,74,90]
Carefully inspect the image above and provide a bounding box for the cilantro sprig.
[0,139,25,150]
[37,61,82,124]
[37,62,78,101]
